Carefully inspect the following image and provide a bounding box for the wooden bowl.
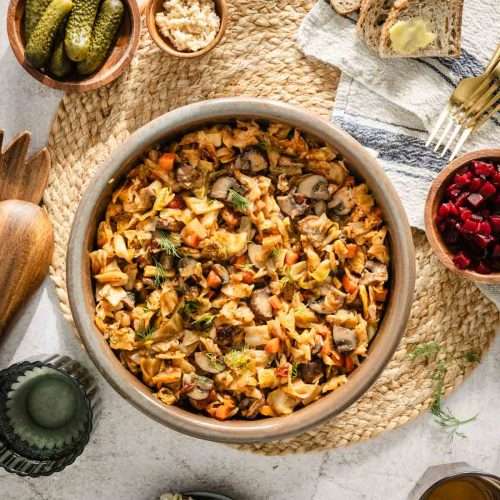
[67,98,415,443]
[424,149,500,285]
[146,0,228,58]
[7,0,141,93]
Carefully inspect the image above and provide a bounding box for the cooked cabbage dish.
[91,120,390,420]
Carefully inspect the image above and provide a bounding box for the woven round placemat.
[44,0,498,455]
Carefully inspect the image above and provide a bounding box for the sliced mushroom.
[277,195,308,218]
[194,352,226,374]
[178,257,198,279]
[333,326,358,353]
[297,175,329,200]
[209,176,240,200]
[184,374,214,400]
[361,261,389,285]
[245,148,268,173]
[328,186,354,215]
[240,398,265,418]
[313,200,327,216]
[250,288,273,320]
[156,217,184,232]
[159,254,174,270]
[176,163,203,189]
[212,264,230,284]
[309,288,345,314]
[298,360,324,384]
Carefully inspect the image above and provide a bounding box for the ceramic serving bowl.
[7,0,141,93]
[425,149,500,285]
[146,0,228,59]
[67,98,415,443]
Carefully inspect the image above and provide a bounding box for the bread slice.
[379,0,464,58]
[356,0,397,53]
[330,0,361,15]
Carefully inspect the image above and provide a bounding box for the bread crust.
[356,0,397,52]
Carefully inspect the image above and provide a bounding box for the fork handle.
[486,44,500,73]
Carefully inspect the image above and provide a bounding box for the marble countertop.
[1,6,500,498]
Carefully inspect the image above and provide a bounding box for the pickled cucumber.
[64,0,101,62]
[49,35,73,77]
[76,0,124,76]
[25,0,74,69]
[24,0,52,41]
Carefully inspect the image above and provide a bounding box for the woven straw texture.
[44,0,498,455]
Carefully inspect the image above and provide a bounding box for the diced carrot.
[184,233,200,248]
[234,255,247,267]
[275,365,288,377]
[265,338,281,354]
[373,288,388,302]
[344,355,354,373]
[342,274,358,294]
[269,295,282,311]
[242,271,255,284]
[285,250,299,266]
[207,270,222,288]
[158,152,176,171]
[346,244,357,259]
[167,195,185,209]
[214,399,236,420]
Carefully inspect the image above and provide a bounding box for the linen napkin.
[297,0,500,307]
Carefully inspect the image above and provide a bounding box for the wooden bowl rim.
[424,148,500,285]
[67,98,416,443]
[6,0,141,93]
[146,0,228,59]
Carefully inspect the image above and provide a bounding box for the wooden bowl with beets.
[425,149,500,284]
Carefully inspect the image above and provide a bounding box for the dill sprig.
[409,342,477,438]
[291,362,298,379]
[279,266,295,288]
[135,324,155,342]
[408,341,441,361]
[192,313,215,330]
[157,231,182,258]
[180,299,200,318]
[153,260,167,288]
[225,348,250,369]
[228,189,249,212]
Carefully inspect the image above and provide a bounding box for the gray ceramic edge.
[67,97,415,444]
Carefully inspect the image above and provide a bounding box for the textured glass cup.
[408,463,500,500]
[0,354,99,477]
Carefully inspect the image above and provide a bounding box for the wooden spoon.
[0,130,53,336]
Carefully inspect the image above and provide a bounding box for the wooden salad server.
[0,130,53,335]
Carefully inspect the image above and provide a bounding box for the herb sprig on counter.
[409,342,478,438]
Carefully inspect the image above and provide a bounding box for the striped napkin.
[297,0,500,307]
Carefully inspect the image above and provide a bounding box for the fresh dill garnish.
[464,350,480,363]
[271,248,284,259]
[142,305,150,313]
[291,362,298,379]
[408,341,441,361]
[225,348,250,369]
[135,324,155,342]
[180,299,200,318]
[192,313,215,330]
[153,260,167,288]
[279,266,295,288]
[228,189,249,212]
[157,231,182,258]
[430,360,477,438]
[409,342,477,438]
[206,352,225,369]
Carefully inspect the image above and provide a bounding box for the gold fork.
[426,45,500,160]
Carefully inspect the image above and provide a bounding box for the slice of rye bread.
[379,0,464,58]
[330,0,361,15]
[357,0,397,53]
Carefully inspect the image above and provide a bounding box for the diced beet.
[453,252,471,270]
[469,178,483,192]
[455,192,470,207]
[467,193,484,208]
[438,203,449,218]
[443,227,459,244]
[493,171,500,186]
[479,221,492,236]
[470,213,483,222]
[459,207,473,221]
[480,208,491,218]
[454,172,471,186]
[437,220,447,233]
[475,261,491,274]
[493,244,500,258]
[462,219,480,233]
[490,215,500,233]
[473,161,495,177]
[479,181,496,199]
[473,233,493,249]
